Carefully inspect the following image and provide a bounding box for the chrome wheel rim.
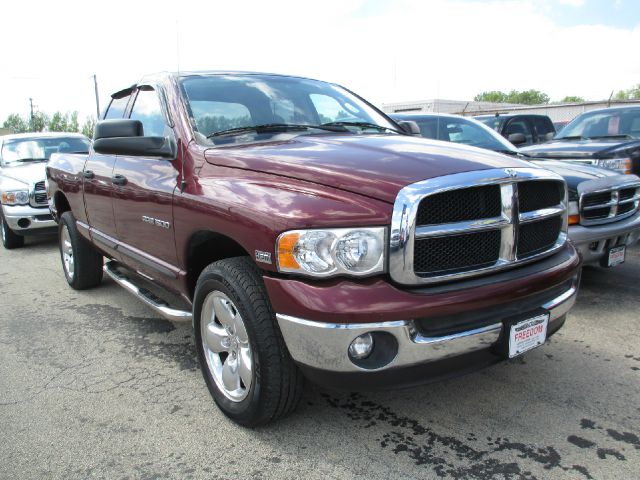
[200,291,252,402]
[61,225,74,280]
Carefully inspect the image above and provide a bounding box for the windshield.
[179,74,398,144]
[1,137,90,165]
[557,108,640,139]
[408,116,517,153]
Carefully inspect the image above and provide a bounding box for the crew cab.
[47,72,581,426]
[0,132,90,249]
[475,113,556,147]
[520,106,640,176]
[392,113,640,268]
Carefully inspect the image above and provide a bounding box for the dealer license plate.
[508,314,549,358]
[607,245,626,267]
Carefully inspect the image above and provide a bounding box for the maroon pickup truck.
[47,72,581,426]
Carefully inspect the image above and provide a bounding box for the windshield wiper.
[554,135,586,141]
[10,157,47,163]
[207,123,346,138]
[321,121,402,134]
[585,134,634,140]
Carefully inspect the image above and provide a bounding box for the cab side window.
[504,119,534,145]
[129,88,169,137]
[104,95,131,120]
[533,117,554,140]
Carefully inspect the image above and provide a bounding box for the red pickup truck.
[47,72,581,426]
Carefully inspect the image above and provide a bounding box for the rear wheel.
[194,257,303,426]
[59,211,103,290]
[1,213,24,249]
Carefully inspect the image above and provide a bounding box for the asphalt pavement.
[1,236,639,480]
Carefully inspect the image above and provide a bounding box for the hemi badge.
[255,250,272,264]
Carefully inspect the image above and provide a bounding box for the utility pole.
[93,74,100,118]
[29,98,34,130]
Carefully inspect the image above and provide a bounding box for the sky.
[0,0,638,125]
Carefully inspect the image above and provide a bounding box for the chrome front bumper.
[1,204,56,232]
[570,211,640,265]
[276,278,578,373]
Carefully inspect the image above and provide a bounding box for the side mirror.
[544,132,555,141]
[507,132,527,145]
[397,120,421,135]
[93,119,176,159]
[93,136,176,159]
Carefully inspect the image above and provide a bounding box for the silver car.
[0,132,91,249]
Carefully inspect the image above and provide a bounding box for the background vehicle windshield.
[179,74,398,141]
[413,116,516,152]
[1,137,90,165]
[476,116,505,131]
[557,108,640,139]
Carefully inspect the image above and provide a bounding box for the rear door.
[112,86,179,280]
[83,92,132,255]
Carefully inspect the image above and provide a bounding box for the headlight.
[1,190,30,206]
[277,227,386,277]
[596,158,631,174]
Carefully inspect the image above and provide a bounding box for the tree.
[474,89,549,105]
[31,111,50,132]
[474,91,508,103]
[2,114,29,133]
[81,116,96,138]
[614,84,640,100]
[560,96,585,103]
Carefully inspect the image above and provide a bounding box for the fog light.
[348,333,374,360]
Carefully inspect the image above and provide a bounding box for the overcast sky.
[0,0,638,125]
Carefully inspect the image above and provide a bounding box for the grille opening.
[583,207,611,220]
[34,181,46,191]
[416,185,501,226]
[582,191,612,208]
[518,216,562,258]
[618,203,636,215]
[414,230,501,276]
[34,193,48,204]
[518,180,563,213]
[619,188,636,201]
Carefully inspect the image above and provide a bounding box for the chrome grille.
[389,168,567,285]
[30,180,48,207]
[580,182,640,226]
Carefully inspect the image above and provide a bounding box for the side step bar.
[103,261,192,322]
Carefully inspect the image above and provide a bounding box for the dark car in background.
[520,106,640,176]
[391,113,640,267]
[475,113,556,147]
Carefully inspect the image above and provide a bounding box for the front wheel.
[59,211,103,290]
[194,257,303,426]
[1,213,24,249]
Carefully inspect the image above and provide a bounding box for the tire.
[59,211,103,290]
[1,212,25,249]
[194,256,303,426]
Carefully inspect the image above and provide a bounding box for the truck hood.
[520,138,640,159]
[0,162,46,186]
[529,160,622,192]
[204,134,532,203]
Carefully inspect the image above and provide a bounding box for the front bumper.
[1,204,56,233]
[266,243,581,385]
[570,211,640,265]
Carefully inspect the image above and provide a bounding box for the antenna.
[175,20,187,194]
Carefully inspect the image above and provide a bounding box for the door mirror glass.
[397,120,421,135]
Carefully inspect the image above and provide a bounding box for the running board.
[103,261,192,322]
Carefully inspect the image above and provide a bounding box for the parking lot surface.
[1,237,639,480]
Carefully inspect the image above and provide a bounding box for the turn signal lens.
[277,232,300,270]
[568,215,580,225]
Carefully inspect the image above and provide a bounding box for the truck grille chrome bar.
[579,182,640,226]
[390,168,568,285]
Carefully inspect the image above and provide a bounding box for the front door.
[112,86,179,282]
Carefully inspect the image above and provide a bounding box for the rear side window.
[104,96,130,120]
[532,117,554,137]
[129,88,168,137]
